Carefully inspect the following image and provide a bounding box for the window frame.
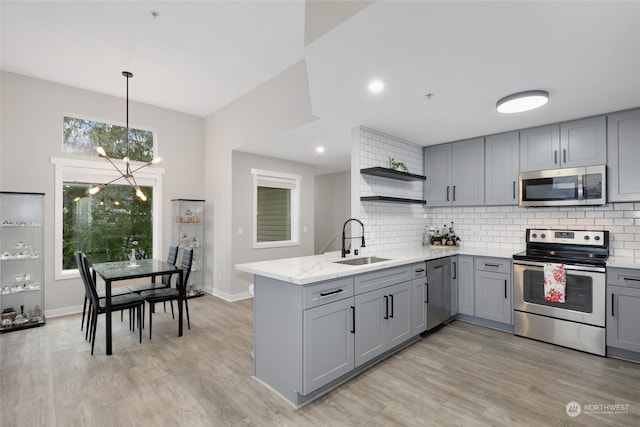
[251,168,301,249]
[51,156,165,280]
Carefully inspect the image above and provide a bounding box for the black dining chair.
[75,251,145,355]
[127,245,179,294]
[79,255,135,335]
[140,248,192,339]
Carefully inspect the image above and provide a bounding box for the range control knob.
[595,235,601,241]
[584,235,590,241]
[541,234,546,239]
[532,233,537,239]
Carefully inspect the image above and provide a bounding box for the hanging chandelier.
[89,71,161,202]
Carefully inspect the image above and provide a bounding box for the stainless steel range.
[513,229,609,356]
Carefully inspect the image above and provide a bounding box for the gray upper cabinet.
[560,116,607,168]
[520,116,606,172]
[424,143,451,206]
[424,138,485,206]
[608,108,640,202]
[519,124,560,171]
[485,132,519,205]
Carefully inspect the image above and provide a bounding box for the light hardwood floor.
[1,295,639,426]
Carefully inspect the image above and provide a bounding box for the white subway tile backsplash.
[358,126,640,256]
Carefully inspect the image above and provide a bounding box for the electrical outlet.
[238,227,243,236]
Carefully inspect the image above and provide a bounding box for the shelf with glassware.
[1,192,45,332]
[172,199,205,298]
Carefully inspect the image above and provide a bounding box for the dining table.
[91,258,183,355]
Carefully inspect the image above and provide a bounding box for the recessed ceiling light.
[316,146,325,154]
[368,80,384,94]
[496,90,549,114]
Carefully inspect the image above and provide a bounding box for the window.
[252,169,301,249]
[53,116,163,279]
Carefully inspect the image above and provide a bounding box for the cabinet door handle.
[351,306,355,333]
[319,289,344,298]
[446,186,450,202]
[512,181,516,199]
[389,294,394,318]
[623,277,640,283]
[504,279,508,299]
[563,149,567,164]
[384,295,389,319]
[554,150,558,164]
[452,262,457,280]
[453,185,456,202]
[611,294,615,317]
[425,283,429,303]
[415,268,425,273]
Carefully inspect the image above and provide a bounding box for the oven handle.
[513,260,605,273]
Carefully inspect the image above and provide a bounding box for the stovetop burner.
[514,228,609,266]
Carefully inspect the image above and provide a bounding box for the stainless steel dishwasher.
[426,257,452,330]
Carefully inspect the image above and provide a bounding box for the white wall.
[232,151,316,295]
[204,61,316,300]
[314,171,350,254]
[0,71,204,316]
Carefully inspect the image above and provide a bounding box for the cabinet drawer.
[355,265,412,294]
[475,257,511,274]
[412,263,426,279]
[303,277,354,309]
[607,268,640,289]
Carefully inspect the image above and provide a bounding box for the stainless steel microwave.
[519,165,606,207]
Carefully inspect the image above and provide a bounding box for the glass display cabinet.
[1,192,45,332]
[172,199,205,297]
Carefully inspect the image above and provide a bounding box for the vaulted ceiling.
[2,1,640,172]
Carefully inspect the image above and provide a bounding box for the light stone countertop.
[235,244,518,285]
[606,257,640,269]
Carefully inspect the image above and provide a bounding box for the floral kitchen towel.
[544,263,566,303]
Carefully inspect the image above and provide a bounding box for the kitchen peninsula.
[236,245,515,407]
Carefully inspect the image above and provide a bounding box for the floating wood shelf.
[360,167,426,181]
[360,196,426,205]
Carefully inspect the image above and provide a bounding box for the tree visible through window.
[60,117,155,270]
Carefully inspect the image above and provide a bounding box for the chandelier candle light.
[89,71,161,201]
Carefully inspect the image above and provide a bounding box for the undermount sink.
[334,256,390,266]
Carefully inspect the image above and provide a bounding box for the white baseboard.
[209,288,252,302]
[45,305,83,319]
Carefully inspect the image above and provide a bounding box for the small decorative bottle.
[129,249,137,266]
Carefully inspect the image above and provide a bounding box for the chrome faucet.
[341,218,365,258]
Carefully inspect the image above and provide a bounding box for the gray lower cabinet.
[457,255,475,316]
[607,267,640,354]
[303,297,355,394]
[607,108,640,202]
[485,131,519,205]
[355,281,412,367]
[474,257,512,325]
[450,256,459,316]
[411,263,427,335]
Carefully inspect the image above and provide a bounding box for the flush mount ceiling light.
[90,71,161,201]
[496,90,549,114]
[368,79,384,94]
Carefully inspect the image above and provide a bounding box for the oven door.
[513,260,605,327]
